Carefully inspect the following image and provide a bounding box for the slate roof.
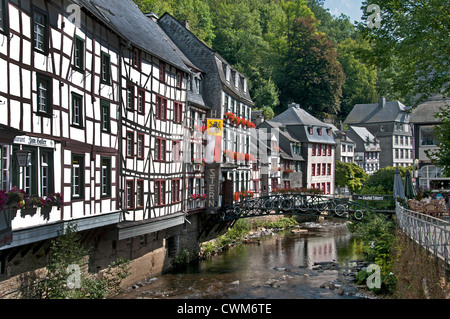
[272,106,329,127]
[410,98,449,124]
[329,124,355,145]
[76,0,191,73]
[349,126,378,142]
[214,55,254,106]
[346,126,380,153]
[344,99,411,124]
[259,121,305,161]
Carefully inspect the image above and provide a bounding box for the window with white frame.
[126,131,134,157]
[101,157,111,197]
[33,7,48,53]
[37,74,52,115]
[72,154,84,198]
[101,51,111,84]
[73,35,85,71]
[101,100,110,132]
[137,133,144,159]
[40,150,53,197]
[126,180,134,209]
[1,145,9,191]
[71,92,83,127]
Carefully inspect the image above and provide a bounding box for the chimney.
[252,111,265,126]
[184,20,190,30]
[144,12,159,22]
[288,103,300,109]
[378,96,386,108]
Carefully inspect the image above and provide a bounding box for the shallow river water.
[116,220,366,299]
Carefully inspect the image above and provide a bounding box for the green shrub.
[348,212,397,294]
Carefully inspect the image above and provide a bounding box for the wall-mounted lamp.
[15,150,32,167]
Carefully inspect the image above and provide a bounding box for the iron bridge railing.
[219,194,381,221]
[396,203,450,266]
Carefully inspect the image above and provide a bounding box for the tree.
[357,0,450,103]
[426,102,450,176]
[35,223,130,299]
[337,38,378,120]
[335,161,368,193]
[365,166,412,193]
[277,15,345,118]
[252,77,280,112]
[133,0,215,46]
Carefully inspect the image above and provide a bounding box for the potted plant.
[6,187,26,208]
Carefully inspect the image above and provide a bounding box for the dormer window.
[327,128,331,136]
[308,127,313,135]
[176,71,183,89]
[243,78,247,92]
[132,47,141,70]
[226,65,231,82]
[317,128,322,136]
[235,72,239,88]
[159,62,166,83]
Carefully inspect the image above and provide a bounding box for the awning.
[107,212,186,241]
[0,210,123,250]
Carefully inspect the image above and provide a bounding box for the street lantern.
[15,150,32,167]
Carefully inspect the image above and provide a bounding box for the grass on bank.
[200,216,299,257]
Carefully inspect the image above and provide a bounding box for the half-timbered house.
[0,0,122,284]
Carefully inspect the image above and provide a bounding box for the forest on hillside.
[132,0,448,122]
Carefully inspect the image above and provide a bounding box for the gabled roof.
[77,0,191,73]
[344,98,411,124]
[349,126,378,143]
[272,106,329,127]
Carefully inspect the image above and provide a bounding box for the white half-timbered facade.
[119,39,188,222]
[158,14,255,214]
[79,2,194,242]
[0,0,122,251]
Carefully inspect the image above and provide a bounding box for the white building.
[346,126,381,175]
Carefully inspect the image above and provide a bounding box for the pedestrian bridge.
[217,194,395,222]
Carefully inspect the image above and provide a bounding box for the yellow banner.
[206,119,223,136]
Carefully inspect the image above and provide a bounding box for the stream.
[115,219,374,299]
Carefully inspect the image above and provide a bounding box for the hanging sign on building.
[205,119,223,164]
[206,119,223,136]
[13,136,55,148]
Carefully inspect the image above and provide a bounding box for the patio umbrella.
[404,170,416,199]
[393,167,405,201]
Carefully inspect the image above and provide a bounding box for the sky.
[323,0,365,23]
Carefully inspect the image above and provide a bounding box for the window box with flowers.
[224,112,255,129]
[0,187,63,215]
[233,191,254,202]
[1,187,26,210]
[189,194,206,201]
